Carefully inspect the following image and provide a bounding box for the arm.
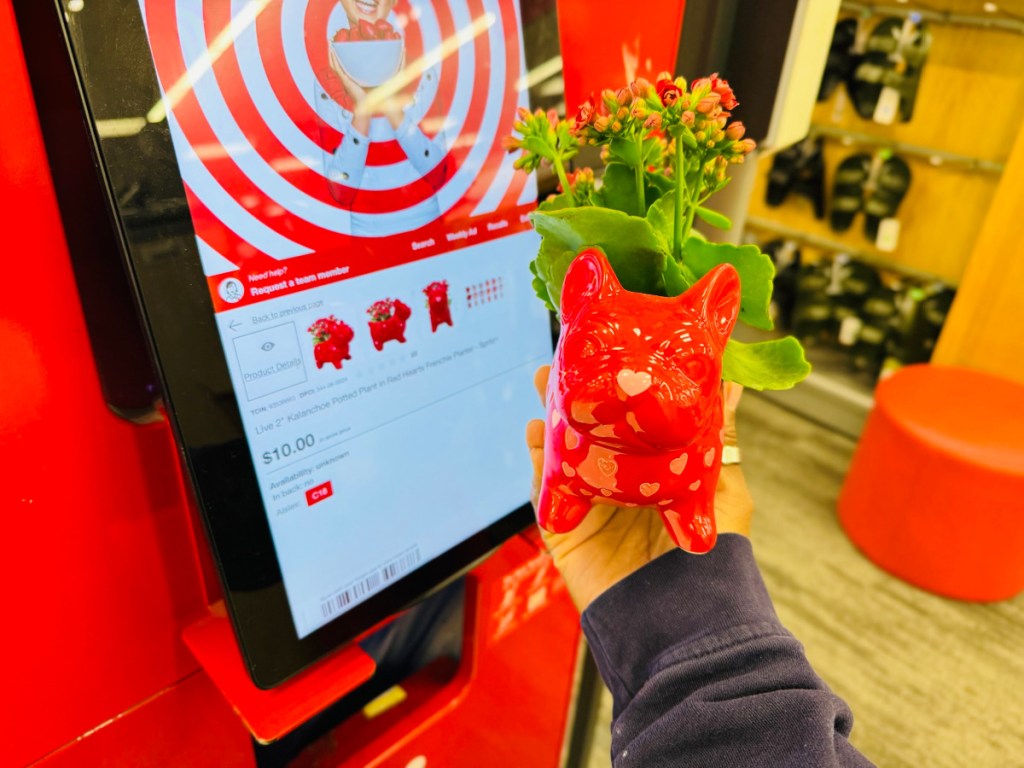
[582,535,874,767]
[526,366,873,767]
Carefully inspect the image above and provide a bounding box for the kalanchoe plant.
[367,300,396,323]
[504,72,810,391]
[308,315,340,343]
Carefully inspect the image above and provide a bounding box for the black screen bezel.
[39,0,560,688]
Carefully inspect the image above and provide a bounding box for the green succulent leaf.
[537,192,574,212]
[645,171,675,195]
[682,238,775,330]
[527,259,555,312]
[529,240,577,314]
[529,208,670,312]
[643,138,664,166]
[645,192,676,248]
[597,163,642,216]
[694,206,732,230]
[607,137,641,166]
[722,338,811,391]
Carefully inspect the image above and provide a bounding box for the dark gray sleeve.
[581,534,875,767]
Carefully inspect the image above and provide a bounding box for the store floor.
[583,392,1024,768]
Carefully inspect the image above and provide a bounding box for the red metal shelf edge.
[182,603,376,744]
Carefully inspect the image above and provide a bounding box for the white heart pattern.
[639,482,660,497]
[616,368,653,397]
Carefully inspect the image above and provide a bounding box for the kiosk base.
[182,531,582,763]
[182,604,378,743]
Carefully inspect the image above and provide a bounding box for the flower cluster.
[560,167,597,206]
[367,300,396,323]
[504,71,812,396]
[308,315,341,343]
[504,71,756,259]
[501,107,578,173]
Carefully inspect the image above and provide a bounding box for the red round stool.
[838,364,1024,601]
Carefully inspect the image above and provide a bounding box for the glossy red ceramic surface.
[537,250,740,553]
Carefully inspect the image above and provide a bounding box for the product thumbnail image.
[367,298,411,350]
[424,280,453,332]
[308,315,355,370]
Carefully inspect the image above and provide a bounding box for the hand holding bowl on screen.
[328,40,407,131]
[330,25,403,89]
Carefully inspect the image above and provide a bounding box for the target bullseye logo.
[140,0,531,278]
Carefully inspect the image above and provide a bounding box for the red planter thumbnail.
[536,250,740,554]
[367,299,412,350]
[424,281,453,332]
[308,316,355,370]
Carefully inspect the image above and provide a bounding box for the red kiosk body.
[1,0,583,764]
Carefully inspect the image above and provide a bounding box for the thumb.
[721,380,743,447]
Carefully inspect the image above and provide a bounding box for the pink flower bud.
[611,120,623,133]
[630,98,647,119]
[690,77,711,94]
[735,138,756,154]
[516,106,531,121]
[500,135,521,151]
[644,112,663,130]
[616,88,631,106]
[681,110,696,127]
[629,78,652,97]
[594,115,611,132]
[696,92,721,114]
[725,121,746,141]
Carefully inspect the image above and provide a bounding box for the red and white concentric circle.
[140,0,532,271]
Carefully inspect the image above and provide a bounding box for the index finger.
[534,365,550,408]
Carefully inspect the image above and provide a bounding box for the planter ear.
[560,249,622,319]
[686,263,741,346]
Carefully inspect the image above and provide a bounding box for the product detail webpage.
[214,231,551,638]
[136,0,544,639]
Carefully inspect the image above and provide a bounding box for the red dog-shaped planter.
[308,316,354,370]
[537,249,741,554]
[424,281,453,332]
[367,299,412,351]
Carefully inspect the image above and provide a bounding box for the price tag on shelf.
[876,217,901,252]
[873,86,901,125]
[839,315,864,347]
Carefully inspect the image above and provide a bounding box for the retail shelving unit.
[740,0,1024,435]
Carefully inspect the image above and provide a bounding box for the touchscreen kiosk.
[56,0,554,688]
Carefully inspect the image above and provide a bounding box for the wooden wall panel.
[932,121,1024,384]
[745,12,1024,285]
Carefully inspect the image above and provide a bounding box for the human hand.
[526,366,753,611]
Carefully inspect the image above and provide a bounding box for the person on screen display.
[526,368,874,767]
[316,0,454,235]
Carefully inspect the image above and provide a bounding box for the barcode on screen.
[320,548,422,619]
